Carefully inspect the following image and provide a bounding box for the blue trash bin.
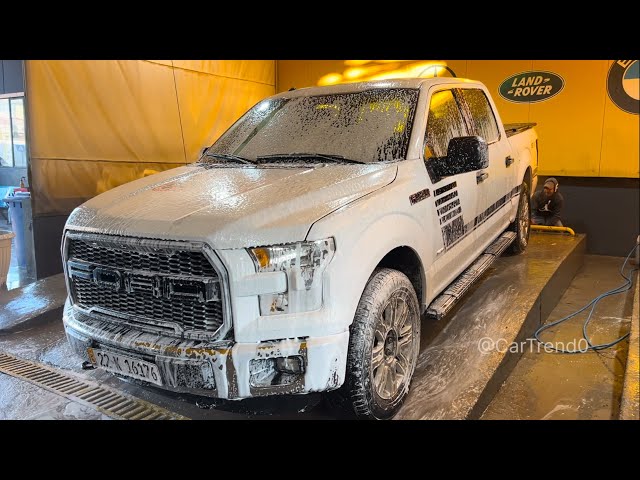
[3,193,32,268]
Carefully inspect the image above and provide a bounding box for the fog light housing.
[249,356,305,388]
[275,355,305,374]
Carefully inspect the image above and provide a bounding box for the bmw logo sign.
[607,60,639,115]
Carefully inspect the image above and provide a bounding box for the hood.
[66,163,397,249]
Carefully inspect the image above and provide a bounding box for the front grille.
[66,235,225,336]
[73,279,223,332]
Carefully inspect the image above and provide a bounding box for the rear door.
[422,87,483,297]
[458,87,514,251]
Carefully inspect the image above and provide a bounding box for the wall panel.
[26,60,276,217]
[530,60,608,177]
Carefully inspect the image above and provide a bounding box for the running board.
[426,231,517,320]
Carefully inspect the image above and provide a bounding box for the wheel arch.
[376,246,425,310]
[310,207,431,329]
[522,166,532,197]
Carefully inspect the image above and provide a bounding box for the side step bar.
[425,231,517,320]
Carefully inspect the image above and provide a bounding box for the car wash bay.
[0,60,638,420]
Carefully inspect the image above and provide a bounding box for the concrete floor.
[620,280,639,420]
[482,255,636,420]
[0,273,66,334]
[0,242,633,420]
[395,233,585,419]
[0,315,336,419]
[0,374,111,420]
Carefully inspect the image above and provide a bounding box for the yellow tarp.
[26,60,275,216]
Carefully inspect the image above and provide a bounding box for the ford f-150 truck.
[62,78,538,419]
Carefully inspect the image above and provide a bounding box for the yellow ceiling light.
[318,60,452,86]
[318,73,343,86]
[316,61,452,86]
[344,67,367,79]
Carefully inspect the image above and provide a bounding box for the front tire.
[344,268,421,419]
[509,181,530,254]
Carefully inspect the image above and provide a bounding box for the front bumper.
[63,300,349,399]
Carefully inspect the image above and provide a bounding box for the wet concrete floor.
[619,280,639,420]
[482,255,636,420]
[2,238,630,420]
[395,233,585,419]
[0,318,337,419]
[0,274,66,333]
[0,374,111,420]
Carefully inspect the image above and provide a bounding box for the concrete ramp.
[395,233,586,420]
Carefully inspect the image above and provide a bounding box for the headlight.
[248,238,335,316]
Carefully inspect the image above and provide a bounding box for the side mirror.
[200,146,210,157]
[446,136,488,171]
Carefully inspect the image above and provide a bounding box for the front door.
[421,88,482,298]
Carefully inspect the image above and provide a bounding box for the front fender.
[308,194,429,334]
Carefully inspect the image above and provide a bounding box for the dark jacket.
[531,190,564,222]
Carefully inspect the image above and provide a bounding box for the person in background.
[531,177,564,227]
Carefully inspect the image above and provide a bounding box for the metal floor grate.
[0,352,189,420]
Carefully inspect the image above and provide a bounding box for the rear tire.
[343,268,421,420]
[509,181,530,254]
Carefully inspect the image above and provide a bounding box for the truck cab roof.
[273,77,485,99]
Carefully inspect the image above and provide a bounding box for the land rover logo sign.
[607,60,639,115]
[499,71,564,103]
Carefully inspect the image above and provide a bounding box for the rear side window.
[460,89,499,143]
[425,90,469,158]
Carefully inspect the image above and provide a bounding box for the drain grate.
[0,352,189,420]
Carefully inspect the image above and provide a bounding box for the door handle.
[476,172,489,184]
[505,156,514,167]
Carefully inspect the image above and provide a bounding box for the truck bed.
[504,123,537,138]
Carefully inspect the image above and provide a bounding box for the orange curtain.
[26,60,275,216]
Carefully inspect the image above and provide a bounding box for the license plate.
[88,348,163,386]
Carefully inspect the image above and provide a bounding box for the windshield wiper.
[202,152,255,165]
[256,153,363,164]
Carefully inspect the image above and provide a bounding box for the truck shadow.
[182,391,356,419]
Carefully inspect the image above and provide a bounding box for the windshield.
[205,88,419,164]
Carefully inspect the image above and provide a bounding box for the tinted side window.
[425,90,469,158]
[460,89,499,143]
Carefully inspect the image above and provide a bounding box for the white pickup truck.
[62,78,538,419]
